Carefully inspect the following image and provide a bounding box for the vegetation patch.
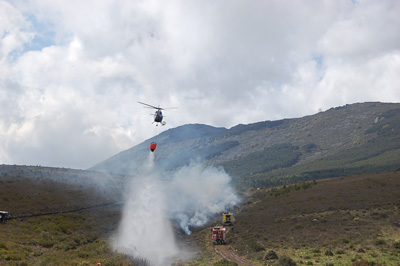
[0,171,133,265]
[226,171,400,265]
[223,143,302,178]
[213,259,238,266]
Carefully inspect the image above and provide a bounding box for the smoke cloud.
[165,163,240,235]
[113,153,239,265]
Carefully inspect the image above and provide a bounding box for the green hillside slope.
[238,107,400,187]
[91,102,400,189]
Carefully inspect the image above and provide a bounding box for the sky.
[1,0,400,169]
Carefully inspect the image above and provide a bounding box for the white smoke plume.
[113,154,240,265]
[165,163,240,235]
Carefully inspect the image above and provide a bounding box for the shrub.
[264,250,278,260]
[375,239,386,245]
[278,255,297,266]
[248,239,265,252]
[2,250,22,261]
[351,259,369,266]
[336,250,346,255]
[77,251,90,258]
[357,248,366,253]
[213,259,238,266]
[351,259,384,266]
[0,242,8,250]
[340,238,350,244]
[324,250,334,256]
[37,239,55,248]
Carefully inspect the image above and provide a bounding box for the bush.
[37,239,56,248]
[351,259,369,266]
[213,259,238,266]
[278,255,297,266]
[0,242,8,250]
[375,239,386,245]
[248,239,265,252]
[324,250,334,256]
[351,258,384,266]
[311,248,321,253]
[265,250,278,260]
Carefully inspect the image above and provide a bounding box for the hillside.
[226,170,400,265]
[2,166,399,265]
[0,165,127,215]
[0,166,133,265]
[91,102,400,188]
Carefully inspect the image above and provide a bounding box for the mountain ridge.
[91,102,400,187]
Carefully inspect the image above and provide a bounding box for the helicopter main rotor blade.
[138,101,160,110]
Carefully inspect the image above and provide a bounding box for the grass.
[2,166,400,265]
[205,171,400,265]
[213,259,238,266]
[0,208,134,265]
[0,168,133,265]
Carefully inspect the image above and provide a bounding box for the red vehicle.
[211,225,227,245]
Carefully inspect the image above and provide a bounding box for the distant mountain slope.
[91,124,227,174]
[91,102,400,187]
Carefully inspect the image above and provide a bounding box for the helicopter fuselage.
[154,110,163,123]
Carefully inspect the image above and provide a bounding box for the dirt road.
[214,245,257,266]
[212,226,258,266]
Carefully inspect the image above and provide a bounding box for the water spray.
[113,153,240,265]
[113,152,178,265]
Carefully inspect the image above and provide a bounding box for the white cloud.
[0,1,34,59]
[1,0,399,168]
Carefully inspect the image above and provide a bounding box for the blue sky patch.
[23,14,56,52]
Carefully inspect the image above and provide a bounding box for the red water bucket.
[150,142,157,152]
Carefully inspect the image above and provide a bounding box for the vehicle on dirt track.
[0,211,11,223]
[212,225,227,245]
[222,212,235,225]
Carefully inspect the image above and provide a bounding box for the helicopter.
[138,101,176,126]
